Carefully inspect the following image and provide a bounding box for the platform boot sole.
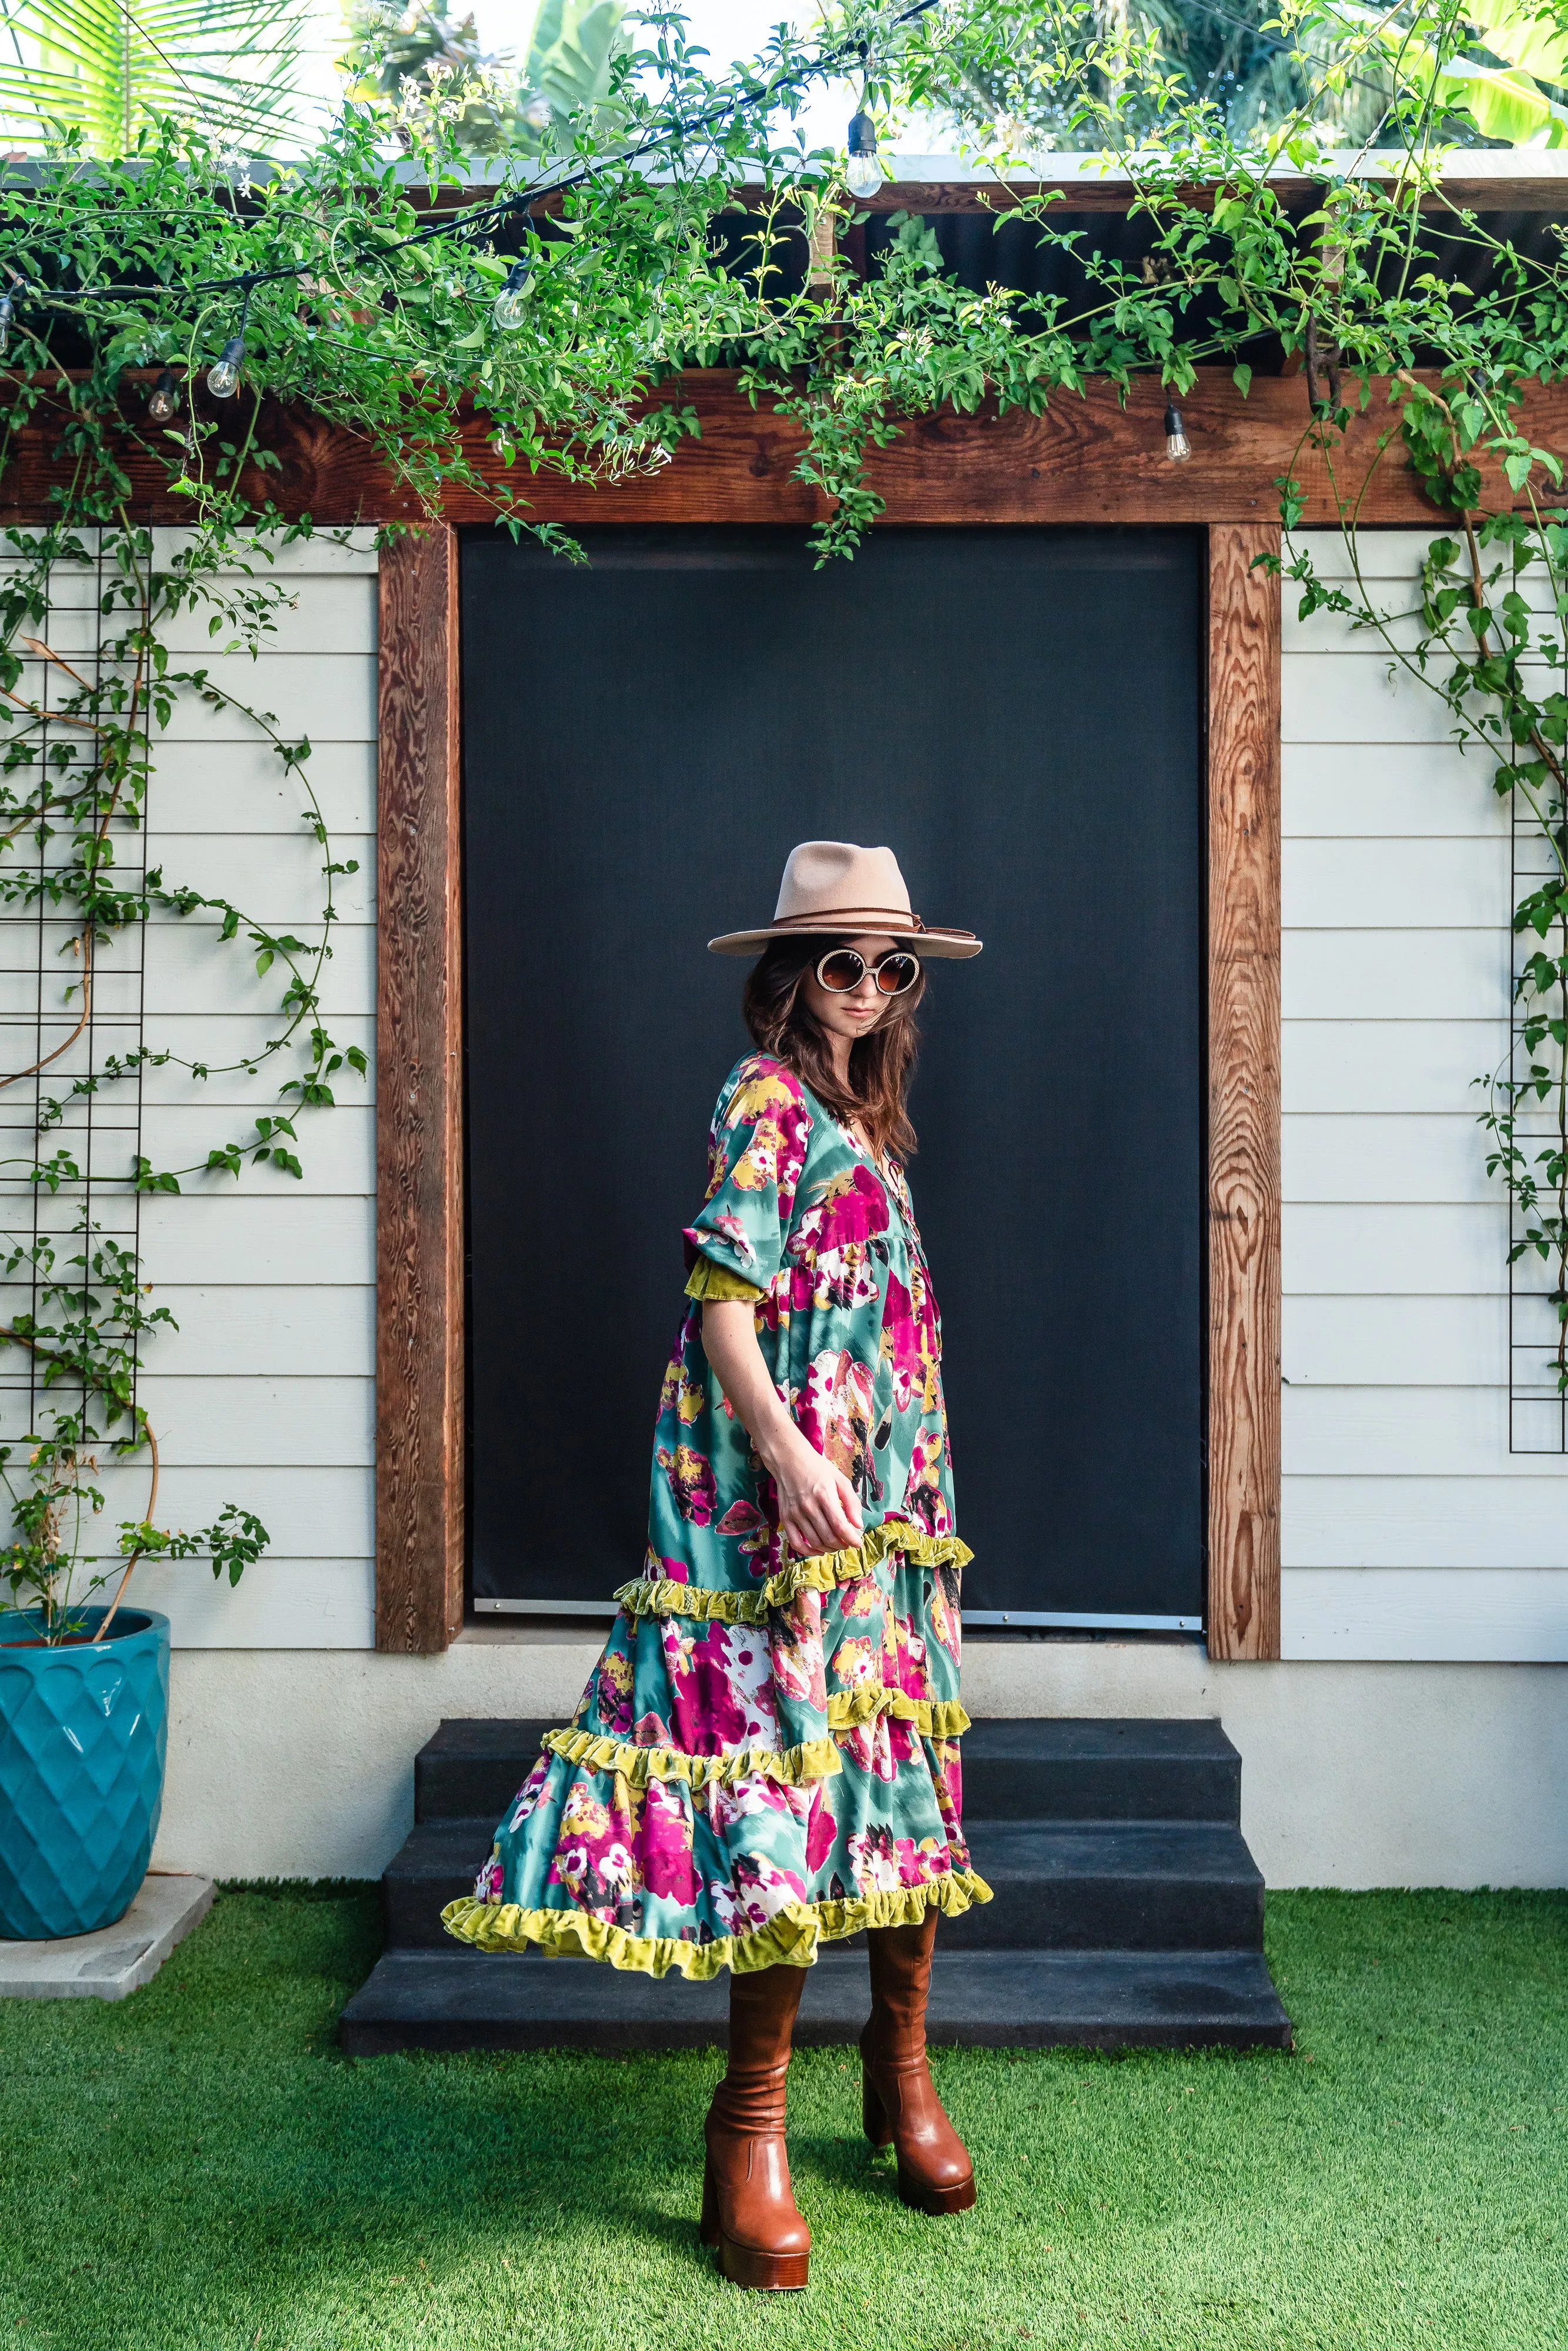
[700,2161,810,2290]
[862,2074,977,2216]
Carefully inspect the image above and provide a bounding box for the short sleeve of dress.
[682,1057,813,1296]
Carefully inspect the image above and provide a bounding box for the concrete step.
[412,1717,1242,1827]
[381,1816,1264,1954]
[339,1944,1293,2055]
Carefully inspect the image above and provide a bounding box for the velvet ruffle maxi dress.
[441,1052,991,1977]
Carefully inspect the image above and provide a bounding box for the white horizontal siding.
[0,530,380,1648]
[1282,528,1568,1657]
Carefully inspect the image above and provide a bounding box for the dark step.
[416,1720,553,1825]
[340,1945,1292,2055]
[953,1821,1262,1953]
[382,1816,1264,1955]
[413,1717,1242,1827]
[959,1719,1240,1823]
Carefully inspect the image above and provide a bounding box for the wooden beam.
[376,523,465,1655]
[0,369,1562,528]
[1206,522,1282,1662]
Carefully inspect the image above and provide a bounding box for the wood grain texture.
[1208,522,1282,1661]
[2,370,1563,528]
[375,524,465,1654]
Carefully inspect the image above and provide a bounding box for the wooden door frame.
[373,512,1282,1657]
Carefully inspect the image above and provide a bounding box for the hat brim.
[708,923,983,960]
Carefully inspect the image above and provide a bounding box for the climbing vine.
[5,0,1568,1636]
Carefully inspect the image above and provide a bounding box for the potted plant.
[0,1224,266,1940]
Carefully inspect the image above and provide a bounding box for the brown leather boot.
[700,1963,812,2290]
[861,1908,976,2215]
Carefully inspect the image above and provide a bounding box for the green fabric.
[682,1255,765,1303]
[445,1051,981,1975]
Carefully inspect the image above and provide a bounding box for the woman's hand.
[770,1430,864,1558]
[700,1297,865,1559]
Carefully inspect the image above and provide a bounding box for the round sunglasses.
[815,946,922,997]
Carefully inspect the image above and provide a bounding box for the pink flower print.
[475,1846,505,1904]
[550,1777,641,1915]
[507,1752,551,1833]
[829,1632,880,1692]
[847,1823,903,1895]
[902,1428,951,1535]
[892,1614,933,1708]
[838,1574,880,1619]
[658,1442,718,1526]
[928,1563,961,1665]
[708,1208,759,1264]
[805,1786,837,1873]
[837,1715,900,1783]
[637,1777,699,1906]
[593,1647,635,1736]
[769,1589,827,1713]
[654,1553,689,1586]
[634,1709,673,1746]
[716,1498,773,1560]
[799,1348,877,1495]
[887,1716,919,1768]
[664,1619,777,1755]
[708,1774,795,1838]
[711,1853,809,1937]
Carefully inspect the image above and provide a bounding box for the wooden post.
[1207,523,1282,1660]
[376,524,465,1653]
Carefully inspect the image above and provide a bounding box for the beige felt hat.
[708,840,983,959]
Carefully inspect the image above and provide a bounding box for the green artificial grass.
[2,1888,1566,2351]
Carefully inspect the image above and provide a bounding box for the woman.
[443,839,988,2290]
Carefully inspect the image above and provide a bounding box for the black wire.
[16,0,940,314]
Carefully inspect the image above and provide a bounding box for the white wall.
[75,531,378,1647]
[1281,528,1568,1660]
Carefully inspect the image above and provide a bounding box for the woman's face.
[800,933,906,1047]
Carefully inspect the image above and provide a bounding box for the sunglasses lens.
[877,955,919,995]
[817,950,865,992]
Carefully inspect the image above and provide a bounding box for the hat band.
[770,905,925,933]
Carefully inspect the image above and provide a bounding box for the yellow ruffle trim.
[684,1257,766,1304]
[540,1695,969,1794]
[614,1519,973,1627]
[544,1724,845,1791]
[440,1867,994,1978]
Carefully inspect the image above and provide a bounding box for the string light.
[492,254,532,330]
[1164,401,1191,462]
[148,368,178,421]
[207,280,253,399]
[846,103,884,199]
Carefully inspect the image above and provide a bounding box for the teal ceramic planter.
[0,1608,170,1940]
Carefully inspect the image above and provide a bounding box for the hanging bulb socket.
[148,368,179,423]
[207,333,246,400]
[846,108,884,200]
[493,256,532,331]
[1164,401,1191,463]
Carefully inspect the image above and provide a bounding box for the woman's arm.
[701,1298,863,1558]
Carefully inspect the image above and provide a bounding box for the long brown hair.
[742,936,925,1162]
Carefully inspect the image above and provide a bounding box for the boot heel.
[699,2159,720,2247]
[862,2071,892,2149]
[716,2233,810,2292]
[896,2161,977,2217]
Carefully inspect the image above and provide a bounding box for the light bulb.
[493,258,531,330]
[148,369,178,423]
[846,110,884,199]
[0,289,14,359]
[207,333,245,399]
[1164,401,1191,463]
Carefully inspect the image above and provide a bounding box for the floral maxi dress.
[441,1052,991,1977]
